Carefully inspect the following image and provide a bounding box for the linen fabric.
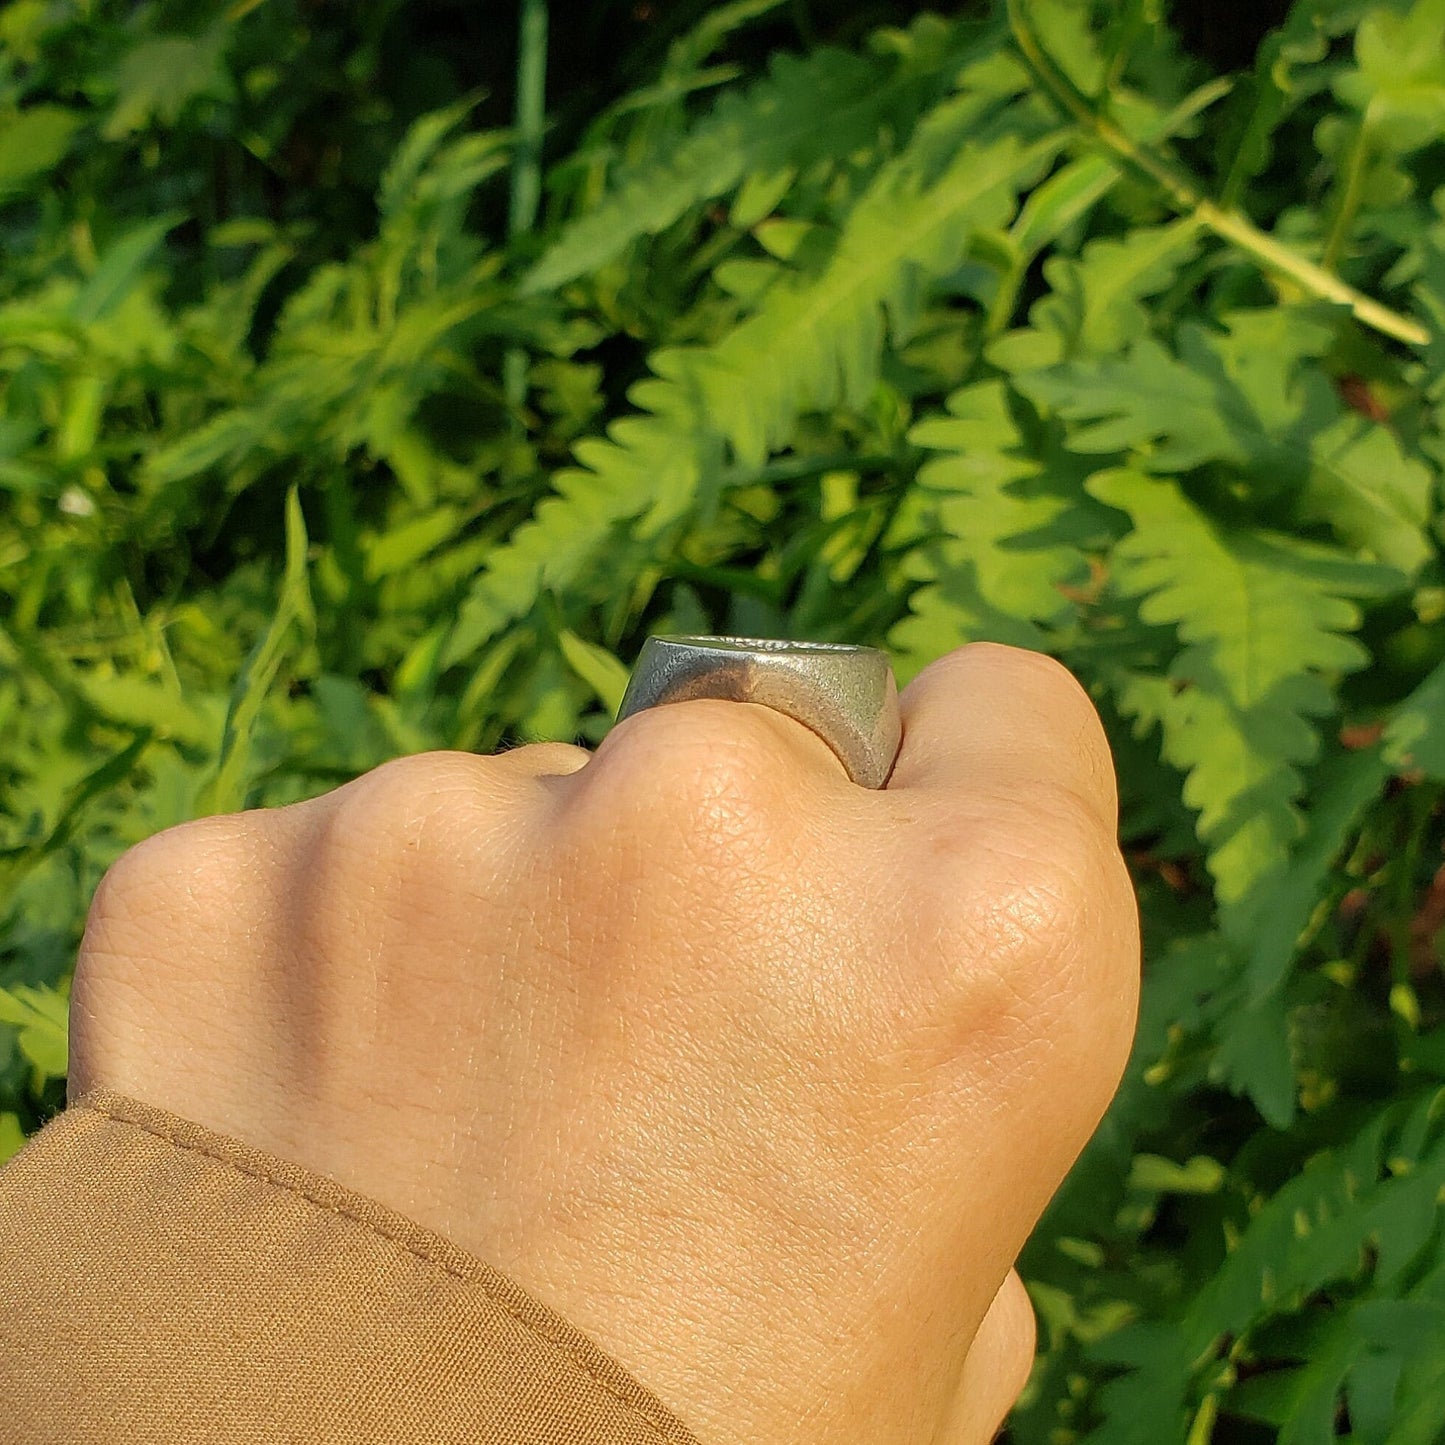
[0,1089,705,1444]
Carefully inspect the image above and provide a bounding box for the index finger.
[885,643,1119,830]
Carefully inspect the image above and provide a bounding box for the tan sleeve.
[0,1088,704,1445]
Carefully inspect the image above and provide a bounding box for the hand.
[68,642,1139,1445]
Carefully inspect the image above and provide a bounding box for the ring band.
[616,636,902,789]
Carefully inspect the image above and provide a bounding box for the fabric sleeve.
[0,1087,705,1445]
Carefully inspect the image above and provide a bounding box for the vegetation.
[2,0,1444,1438]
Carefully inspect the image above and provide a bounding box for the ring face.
[616,636,902,788]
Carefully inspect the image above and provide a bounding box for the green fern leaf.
[522,20,976,294]
[1228,743,1392,1000]
[1302,416,1435,575]
[1210,989,1298,1127]
[669,106,1057,467]
[0,983,68,1082]
[1090,468,1395,903]
[377,95,482,218]
[1018,305,1435,570]
[890,379,1097,670]
[446,100,1063,665]
[198,489,315,816]
[1383,652,1445,778]
[1216,0,1341,204]
[525,49,879,293]
[988,217,1202,369]
[1335,0,1445,159]
[1088,1087,1445,1444]
[1018,310,1340,476]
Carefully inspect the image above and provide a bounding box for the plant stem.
[1322,119,1372,272]
[506,0,549,412]
[1006,0,1428,348]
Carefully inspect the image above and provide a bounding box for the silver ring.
[616,636,902,788]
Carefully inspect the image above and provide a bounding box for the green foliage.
[0,984,67,1084]
[1,1,1444,1440]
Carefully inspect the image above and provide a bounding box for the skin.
[67,641,1140,1445]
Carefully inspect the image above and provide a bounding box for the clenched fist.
[68,642,1140,1445]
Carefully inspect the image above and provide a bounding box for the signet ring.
[615,636,903,789]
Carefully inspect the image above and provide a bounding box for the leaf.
[103,27,234,139]
[72,672,214,748]
[0,1112,24,1165]
[1021,307,1434,568]
[1025,0,1107,98]
[557,630,631,715]
[891,379,1095,666]
[1345,1348,1403,1445]
[363,506,464,581]
[1334,0,1445,156]
[307,675,393,773]
[447,89,1062,665]
[141,406,271,491]
[523,22,976,293]
[1382,653,1445,778]
[526,49,878,292]
[0,984,68,1082]
[1302,417,1435,575]
[1227,743,1392,1000]
[1218,2,1340,203]
[1386,1298,1445,1444]
[1211,990,1297,1127]
[0,731,153,877]
[990,218,1202,369]
[377,97,484,218]
[1017,311,1339,478]
[0,106,85,196]
[1127,1154,1227,1194]
[197,489,315,815]
[1091,1089,1445,1436]
[70,215,184,326]
[1090,468,1395,902]
[662,0,789,72]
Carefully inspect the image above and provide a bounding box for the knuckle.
[971,782,1117,931]
[588,701,792,824]
[496,740,592,777]
[87,815,258,934]
[299,753,531,969]
[338,749,484,819]
[78,814,268,1021]
[995,649,1116,801]
[997,779,1118,889]
[316,751,489,865]
[971,784,1139,1065]
[910,783,1128,1012]
[562,702,817,897]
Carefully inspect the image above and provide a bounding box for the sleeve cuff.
[0,1088,704,1445]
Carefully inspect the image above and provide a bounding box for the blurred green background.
[2,0,1445,1439]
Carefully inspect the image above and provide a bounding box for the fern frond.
[523,17,979,294]
[1018,311,1338,475]
[1384,653,1445,779]
[445,100,1064,665]
[1087,1087,1445,1445]
[1227,744,1392,997]
[988,216,1201,368]
[139,108,511,505]
[1018,310,1435,571]
[1089,468,1395,904]
[889,379,1097,671]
